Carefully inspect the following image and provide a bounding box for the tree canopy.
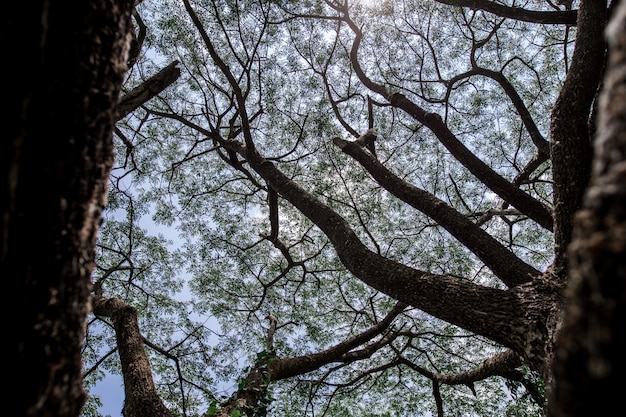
[75,1,624,417]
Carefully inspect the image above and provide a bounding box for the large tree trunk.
[550,1,626,415]
[4,2,135,416]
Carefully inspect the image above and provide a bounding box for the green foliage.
[206,401,221,416]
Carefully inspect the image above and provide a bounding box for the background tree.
[4,1,135,417]
[81,1,624,417]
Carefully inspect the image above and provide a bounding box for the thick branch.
[333,136,541,287]
[433,349,524,385]
[344,15,554,231]
[115,60,181,120]
[213,302,406,416]
[436,0,578,25]
[550,0,608,270]
[223,139,535,350]
[92,295,174,417]
[402,349,530,415]
[471,67,550,157]
[270,301,407,380]
[389,93,554,231]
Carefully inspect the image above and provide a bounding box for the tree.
[550,1,626,415]
[4,1,136,417]
[78,1,624,417]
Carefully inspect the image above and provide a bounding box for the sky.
[92,373,124,417]
[87,190,230,417]
[89,200,182,417]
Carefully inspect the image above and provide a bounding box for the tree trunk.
[550,1,626,415]
[4,1,134,416]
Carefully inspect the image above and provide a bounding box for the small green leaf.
[256,350,270,364]
[206,400,220,415]
[237,377,246,390]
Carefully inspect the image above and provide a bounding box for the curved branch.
[92,295,174,417]
[471,67,549,157]
[390,93,555,231]
[223,138,534,350]
[396,350,524,416]
[333,136,540,287]
[215,302,407,416]
[271,301,407,379]
[433,349,523,385]
[435,0,578,25]
[343,14,554,231]
[182,0,256,151]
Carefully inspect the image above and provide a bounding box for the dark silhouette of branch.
[341,12,554,231]
[332,136,541,287]
[436,0,578,25]
[550,0,608,271]
[92,295,174,417]
[115,61,181,120]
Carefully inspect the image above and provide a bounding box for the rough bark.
[93,295,533,417]
[550,0,608,272]
[92,296,174,417]
[4,1,135,416]
[333,136,541,287]
[550,1,626,415]
[115,60,181,121]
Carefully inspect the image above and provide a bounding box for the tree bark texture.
[4,1,134,416]
[550,1,626,415]
[550,0,608,271]
[92,296,174,417]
